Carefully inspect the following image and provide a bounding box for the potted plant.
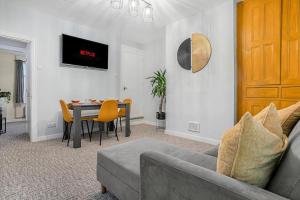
[146,69,166,120]
[0,89,11,104]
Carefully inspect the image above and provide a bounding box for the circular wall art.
[177,33,212,73]
[177,38,191,70]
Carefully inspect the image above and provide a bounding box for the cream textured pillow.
[254,103,283,137]
[217,112,288,188]
[278,101,300,136]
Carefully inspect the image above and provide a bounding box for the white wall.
[165,1,235,143]
[143,37,166,124]
[0,0,234,142]
[0,1,122,137]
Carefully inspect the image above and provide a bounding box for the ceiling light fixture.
[128,0,139,16]
[111,0,123,9]
[143,4,153,22]
[111,0,153,22]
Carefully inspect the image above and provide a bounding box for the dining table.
[68,102,131,148]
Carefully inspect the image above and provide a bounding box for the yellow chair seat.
[93,117,111,123]
[118,99,132,118]
[81,115,97,121]
[118,113,126,118]
[63,116,95,123]
[93,118,101,122]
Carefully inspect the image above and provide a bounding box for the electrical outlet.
[188,121,200,133]
[48,122,57,128]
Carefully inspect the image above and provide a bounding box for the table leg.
[73,107,81,148]
[63,120,66,140]
[0,108,2,134]
[125,104,131,137]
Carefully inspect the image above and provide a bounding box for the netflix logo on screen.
[80,50,96,58]
[62,34,108,69]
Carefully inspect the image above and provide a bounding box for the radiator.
[15,104,25,118]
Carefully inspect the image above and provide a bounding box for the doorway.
[120,45,144,119]
[0,51,27,121]
[0,32,37,142]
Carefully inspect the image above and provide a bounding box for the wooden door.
[238,0,282,120]
[244,0,281,86]
[281,0,300,85]
[237,2,244,119]
[238,0,300,120]
[281,0,300,107]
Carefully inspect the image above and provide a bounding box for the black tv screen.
[62,34,108,69]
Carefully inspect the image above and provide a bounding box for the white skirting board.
[123,118,156,126]
[31,119,152,142]
[141,121,156,126]
[31,121,220,145]
[164,129,219,145]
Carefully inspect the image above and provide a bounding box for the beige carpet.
[0,124,213,200]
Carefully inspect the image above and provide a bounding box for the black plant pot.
[156,112,166,120]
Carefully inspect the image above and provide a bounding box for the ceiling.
[12,0,229,43]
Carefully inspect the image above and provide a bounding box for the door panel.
[244,0,281,86]
[282,0,300,84]
[246,87,279,98]
[281,86,300,98]
[244,99,281,115]
[281,100,299,108]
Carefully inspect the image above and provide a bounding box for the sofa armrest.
[203,145,219,157]
[140,152,289,200]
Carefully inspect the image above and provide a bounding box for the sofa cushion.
[267,120,300,199]
[217,112,288,188]
[278,101,300,136]
[97,138,217,191]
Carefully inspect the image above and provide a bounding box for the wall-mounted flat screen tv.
[62,34,108,69]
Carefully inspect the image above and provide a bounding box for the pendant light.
[111,0,123,9]
[110,0,153,22]
[143,4,153,22]
[129,0,139,16]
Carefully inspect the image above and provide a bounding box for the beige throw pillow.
[217,111,288,188]
[254,103,283,137]
[278,101,300,136]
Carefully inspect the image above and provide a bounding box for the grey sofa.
[97,121,300,200]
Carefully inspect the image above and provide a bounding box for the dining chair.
[90,99,119,145]
[59,100,92,146]
[117,98,132,132]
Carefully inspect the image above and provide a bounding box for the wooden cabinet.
[237,0,300,120]
[243,100,281,116]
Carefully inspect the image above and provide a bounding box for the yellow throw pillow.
[278,101,300,136]
[254,103,283,137]
[217,112,288,188]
